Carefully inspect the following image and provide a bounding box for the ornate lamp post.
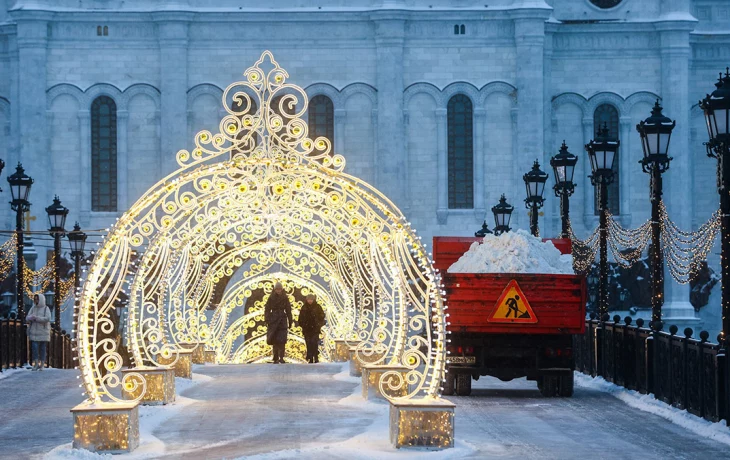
[550,141,578,239]
[474,220,492,237]
[67,223,87,294]
[46,196,68,329]
[636,100,675,328]
[7,164,33,320]
[492,194,514,236]
[700,69,730,424]
[585,123,620,318]
[523,160,549,237]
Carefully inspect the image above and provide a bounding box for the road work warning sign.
[488,280,538,323]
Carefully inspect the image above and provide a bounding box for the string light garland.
[568,221,600,274]
[0,234,17,284]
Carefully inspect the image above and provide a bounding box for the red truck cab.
[434,236,586,397]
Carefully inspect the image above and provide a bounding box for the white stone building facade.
[0,0,728,331]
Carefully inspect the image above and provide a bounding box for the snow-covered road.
[0,363,729,459]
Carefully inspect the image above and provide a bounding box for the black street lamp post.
[585,123,620,318]
[550,141,579,239]
[636,100,675,328]
[523,160,549,237]
[46,196,68,330]
[7,164,33,321]
[67,223,87,297]
[492,194,514,236]
[700,68,730,424]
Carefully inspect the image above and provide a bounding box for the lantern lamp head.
[474,220,492,237]
[491,194,514,235]
[46,195,69,234]
[636,100,675,173]
[523,160,549,209]
[700,68,730,157]
[550,141,578,197]
[67,222,88,256]
[7,163,33,211]
[585,123,619,186]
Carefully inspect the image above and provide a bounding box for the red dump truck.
[434,237,586,397]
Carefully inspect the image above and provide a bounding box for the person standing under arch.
[299,294,325,363]
[265,282,293,364]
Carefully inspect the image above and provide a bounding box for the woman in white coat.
[26,294,52,370]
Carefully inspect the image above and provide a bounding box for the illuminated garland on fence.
[659,201,721,284]
[568,221,599,274]
[606,213,652,268]
[0,234,17,284]
[24,259,55,298]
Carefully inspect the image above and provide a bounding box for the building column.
[78,110,91,226]
[474,108,486,221]
[154,13,192,177]
[371,109,378,185]
[512,12,549,231]
[117,109,129,211]
[656,11,698,325]
[402,109,411,215]
[619,116,632,227]
[373,14,406,208]
[582,117,595,230]
[435,108,448,224]
[6,32,19,230]
[14,15,50,205]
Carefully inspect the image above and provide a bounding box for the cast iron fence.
[575,314,723,423]
[0,316,74,371]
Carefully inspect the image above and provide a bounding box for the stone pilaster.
[372,13,405,208]
[117,110,129,211]
[511,8,550,231]
[78,110,91,226]
[473,108,486,221]
[435,108,448,224]
[154,13,192,176]
[655,8,698,325]
[13,14,51,206]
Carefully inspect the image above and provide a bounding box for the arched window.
[460,24,466,35]
[447,94,474,209]
[308,95,334,147]
[593,103,620,215]
[454,24,459,35]
[91,96,118,212]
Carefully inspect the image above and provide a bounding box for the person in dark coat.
[265,282,293,363]
[298,294,326,363]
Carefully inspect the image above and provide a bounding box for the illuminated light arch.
[76,51,446,402]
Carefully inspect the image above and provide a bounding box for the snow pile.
[575,373,730,446]
[447,229,574,274]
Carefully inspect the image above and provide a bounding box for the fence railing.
[575,314,724,423]
[0,317,74,371]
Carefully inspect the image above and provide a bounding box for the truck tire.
[442,372,455,396]
[539,376,558,397]
[456,373,472,396]
[558,373,574,397]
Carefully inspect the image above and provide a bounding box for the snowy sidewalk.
[2,364,730,459]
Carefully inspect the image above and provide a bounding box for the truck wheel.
[539,376,557,397]
[558,373,574,397]
[442,372,455,396]
[456,373,472,396]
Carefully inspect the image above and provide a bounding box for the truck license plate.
[449,356,476,364]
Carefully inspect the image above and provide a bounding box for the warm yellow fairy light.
[75,51,447,404]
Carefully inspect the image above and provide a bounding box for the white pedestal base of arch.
[71,401,140,453]
[122,367,176,405]
[157,350,193,379]
[348,346,386,377]
[389,398,455,449]
[191,343,206,364]
[204,350,217,364]
[332,339,349,362]
[361,364,409,400]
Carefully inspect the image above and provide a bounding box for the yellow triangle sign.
[488,280,538,324]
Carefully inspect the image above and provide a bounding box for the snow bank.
[447,229,573,274]
[575,373,730,446]
[0,367,26,381]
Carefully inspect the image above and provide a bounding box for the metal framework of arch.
[75,51,447,403]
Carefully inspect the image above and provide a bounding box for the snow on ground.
[575,372,730,446]
[241,364,476,460]
[448,229,573,274]
[0,367,28,381]
[43,371,214,460]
